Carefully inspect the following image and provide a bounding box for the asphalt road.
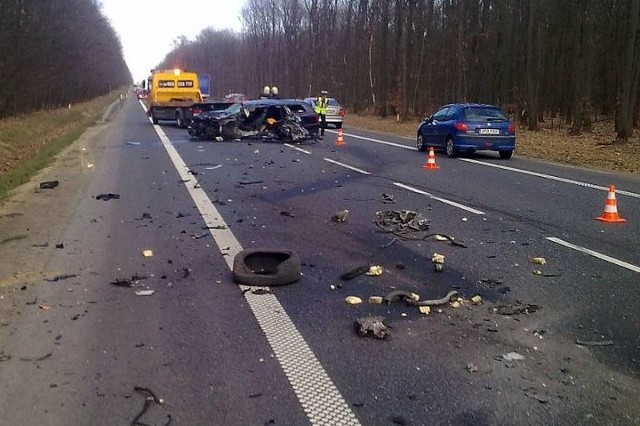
[0,95,639,425]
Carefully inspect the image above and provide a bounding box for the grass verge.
[0,90,126,201]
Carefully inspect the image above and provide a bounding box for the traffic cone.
[335,128,345,146]
[422,146,439,170]
[596,185,626,223]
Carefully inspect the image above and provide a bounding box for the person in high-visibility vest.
[315,90,329,136]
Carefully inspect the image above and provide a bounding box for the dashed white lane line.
[460,158,640,198]
[285,143,312,155]
[153,123,361,425]
[547,237,640,273]
[393,182,486,215]
[323,158,371,175]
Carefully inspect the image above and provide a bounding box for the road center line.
[393,182,486,215]
[152,121,361,425]
[546,237,640,273]
[284,143,312,155]
[459,158,640,198]
[323,158,371,175]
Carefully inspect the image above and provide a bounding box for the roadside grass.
[346,114,640,175]
[0,91,125,201]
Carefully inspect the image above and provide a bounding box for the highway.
[0,95,638,425]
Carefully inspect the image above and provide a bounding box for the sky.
[100,0,246,83]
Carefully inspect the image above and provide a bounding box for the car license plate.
[479,128,500,135]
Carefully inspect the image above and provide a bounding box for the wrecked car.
[187,99,313,142]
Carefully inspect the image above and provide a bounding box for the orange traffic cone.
[422,146,439,170]
[335,128,345,146]
[596,185,626,223]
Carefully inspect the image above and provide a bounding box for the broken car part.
[233,249,301,286]
[354,316,389,339]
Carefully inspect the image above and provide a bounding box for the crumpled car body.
[188,100,311,142]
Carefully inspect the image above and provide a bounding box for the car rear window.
[328,99,340,106]
[463,107,508,121]
[285,104,309,114]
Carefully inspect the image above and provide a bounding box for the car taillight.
[508,123,516,134]
[339,108,345,117]
[191,107,201,115]
[454,122,469,131]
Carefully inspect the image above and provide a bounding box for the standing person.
[259,85,271,99]
[270,86,279,98]
[315,90,329,136]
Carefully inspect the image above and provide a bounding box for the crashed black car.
[187,99,315,142]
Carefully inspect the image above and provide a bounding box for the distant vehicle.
[143,68,203,128]
[416,103,516,159]
[135,88,147,100]
[304,97,345,128]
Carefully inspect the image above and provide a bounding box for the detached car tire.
[233,249,301,286]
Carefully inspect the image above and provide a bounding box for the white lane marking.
[152,122,361,425]
[284,143,312,155]
[339,131,416,150]
[459,158,640,199]
[393,182,486,215]
[547,237,640,273]
[323,158,371,175]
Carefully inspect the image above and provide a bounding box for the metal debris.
[131,386,171,426]
[502,352,525,361]
[332,209,349,222]
[431,253,445,272]
[492,303,541,315]
[381,193,395,204]
[340,266,369,281]
[575,339,613,347]
[374,210,429,234]
[39,180,59,189]
[96,193,120,201]
[354,316,389,339]
[384,290,457,306]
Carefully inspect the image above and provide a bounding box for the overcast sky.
[100,0,246,82]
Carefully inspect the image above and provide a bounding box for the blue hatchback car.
[417,103,516,159]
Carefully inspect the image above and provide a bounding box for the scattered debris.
[466,363,478,373]
[130,386,171,426]
[44,274,77,282]
[125,141,142,146]
[431,253,445,272]
[280,210,295,217]
[19,352,52,362]
[575,339,613,347]
[0,235,27,245]
[385,290,457,307]
[492,303,541,315]
[332,209,349,223]
[354,316,389,339]
[368,296,384,304]
[238,180,264,185]
[450,300,461,308]
[419,306,431,315]
[142,250,153,257]
[381,193,395,204]
[135,290,155,296]
[529,257,547,265]
[471,295,483,305]
[96,193,120,201]
[431,233,467,247]
[242,287,272,296]
[374,210,429,235]
[340,266,369,281]
[501,352,525,361]
[55,243,64,249]
[39,180,59,189]
[345,296,363,305]
[523,389,549,403]
[366,265,384,276]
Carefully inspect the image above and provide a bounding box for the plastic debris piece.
[340,266,369,280]
[435,234,449,241]
[530,257,547,265]
[575,339,613,346]
[409,293,420,302]
[502,352,525,361]
[471,295,482,305]
[39,180,59,189]
[368,296,384,304]
[345,296,363,305]
[142,250,153,257]
[96,193,120,201]
[366,265,384,276]
[354,316,389,339]
[332,209,349,223]
[451,300,461,308]
[462,217,468,222]
[135,290,155,296]
[432,253,445,272]
[466,363,478,373]
[419,306,431,315]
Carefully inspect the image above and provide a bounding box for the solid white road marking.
[393,182,486,215]
[337,131,416,150]
[152,122,361,425]
[546,237,640,273]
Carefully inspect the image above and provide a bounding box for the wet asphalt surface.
[0,96,639,425]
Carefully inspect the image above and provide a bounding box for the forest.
[1,1,639,142]
[0,0,130,119]
[158,0,640,141]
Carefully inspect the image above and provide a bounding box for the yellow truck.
[144,69,203,127]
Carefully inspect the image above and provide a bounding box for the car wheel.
[499,150,513,159]
[335,122,343,129]
[151,112,158,125]
[446,138,457,158]
[417,133,427,152]
[176,112,185,128]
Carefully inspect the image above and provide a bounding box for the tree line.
[0,0,130,119]
[157,0,640,141]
